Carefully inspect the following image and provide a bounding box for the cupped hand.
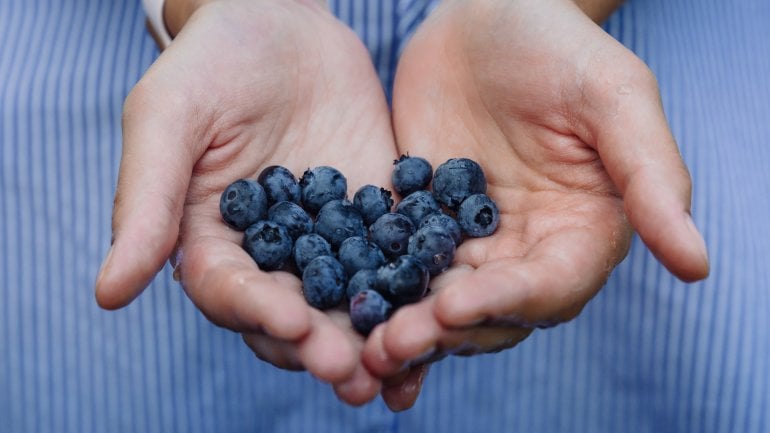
[364,0,709,381]
[94,0,415,406]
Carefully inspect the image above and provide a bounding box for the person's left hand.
[363,0,710,384]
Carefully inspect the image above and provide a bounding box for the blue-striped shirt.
[0,0,768,432]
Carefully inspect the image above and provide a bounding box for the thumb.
[95,79,209,309]
[584,62,709,282]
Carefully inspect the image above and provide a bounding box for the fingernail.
[96,245,114,285]
[386,366,430,412]
[172,249,183,282]
[685,214,709,266]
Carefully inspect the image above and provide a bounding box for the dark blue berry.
[396,190,441,227]
[391,155,433,197]
[376,255,430,305]
[349,290,393,336]
[432,158,487,211]
[346,268,379,300]
[419,212,463,245]
[299,166,347,214]
[257,165,301,206]
[267,201,313,240]
[302,255,347,309]
[242,220,293,271]
[338,236,386,277]
[457,193,500,237]
[408,225,457,276]
[293,233,333,273]
[220,179,268,230]
[352,185,393,226]
[369,213,416,258]
[314,199,367,249]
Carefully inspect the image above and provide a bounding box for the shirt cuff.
[142,0,173,50]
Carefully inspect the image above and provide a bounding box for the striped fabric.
[0,0,767,432]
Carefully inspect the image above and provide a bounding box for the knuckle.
[121,80,154,125]
[632,60,660,93]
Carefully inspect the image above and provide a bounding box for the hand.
[363,0,709,382]
[94,0,416,406]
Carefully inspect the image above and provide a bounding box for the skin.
[94,0,420,407]
[95,0,708,413]
[361,0,709,399]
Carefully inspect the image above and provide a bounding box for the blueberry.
[220,179,268,230]
[408,225,457,276]
[314,199,367,249]
[346,268,379,300]
[457,193,500,237]
[349,290,393,336]
[293,233,333,273]
[369,212,416,258]
[352,185,393,226]
[242,220,293,271]
[419,212,463,245]
[302,255,347,309]
[338,236,386,277]
[257,165,301,206]
[432,158,487,211]
[267,201,313,240]
[391,155,432,197]
[299,166,347,214]
[396,190,441,227]
[376,255,430,305]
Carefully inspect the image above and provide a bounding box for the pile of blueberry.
[219,156,499,336]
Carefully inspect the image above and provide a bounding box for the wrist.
[440,0,622,25]
[164,0,217,37]
[571,0,624,23]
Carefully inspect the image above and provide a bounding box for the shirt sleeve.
[142,0,172,49]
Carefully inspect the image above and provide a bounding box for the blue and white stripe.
[331,0,438,102]
[1,0,768,432]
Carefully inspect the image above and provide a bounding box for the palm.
[398,0,630,316]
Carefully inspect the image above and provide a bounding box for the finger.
[381,297,444,367]
[434,226,626,328]
[180,235,312,340]
[581,58,709,281]
[242,333,304,371]
[362,324,410,378]
[95,78,211,309]
[244,310,361,385]
[362,267,470,376]
[294,309,359,384]
[379,297,532,364]
[431,327,532,357]
[381,364,430,412]
[333,363,382,407]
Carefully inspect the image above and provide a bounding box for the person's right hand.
[94,0,412,406]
